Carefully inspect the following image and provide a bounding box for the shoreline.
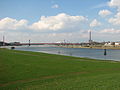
[2,48,119,62]
[13,47,120,62]
[60,45,120,50]
[1,45,120,50]
[1,45,120,61]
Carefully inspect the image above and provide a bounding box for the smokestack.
[89,30,92,43]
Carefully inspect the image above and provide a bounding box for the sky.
[0,0,120,43]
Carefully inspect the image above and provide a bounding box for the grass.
[1,48,120,90]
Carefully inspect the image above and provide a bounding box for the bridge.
[0,42,83,46]
[20,43,81,46]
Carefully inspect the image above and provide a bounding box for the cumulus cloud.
[108,12,120,25]
[99,9,112,17]
[30,13,88,31]
[108,0,120,25]
[0,17,28,31]
[90,19,101,27]
[108,0,120,7]
[108,0,120,11]
[0,13,88,32]
[51,4,59,8]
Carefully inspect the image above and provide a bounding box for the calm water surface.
[14,45,120,61]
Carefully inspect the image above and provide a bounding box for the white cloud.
[99,9,112,17]
[30,13,88,31]
[108,0,120,7]
[108,0,120,11]
[100,28,120,34]
[108,12,120,25]
[52,4,59,8]
[0,17,28,31]
[0,13,88,32]
[0,31,89,43]
[90,19,101,27]
[108,0,120,25]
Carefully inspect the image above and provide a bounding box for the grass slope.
[0,48,120,90]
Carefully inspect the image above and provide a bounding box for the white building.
[115,42,120,46]
[104,42,120,46]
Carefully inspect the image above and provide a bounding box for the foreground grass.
[0,48,120,90]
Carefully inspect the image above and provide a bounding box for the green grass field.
[1,48,120,90]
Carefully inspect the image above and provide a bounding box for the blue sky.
[0,0,120,43]
[0,0,108,21]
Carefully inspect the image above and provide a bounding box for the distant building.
[0,41,21,46]
[0,41,10,46]
[104,42,112,46]
[0,41,4,46]
[115,42,120,46]
[9,42,21,46]
[104,42,120,46]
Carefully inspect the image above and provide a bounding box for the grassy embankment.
[1,48,120,90]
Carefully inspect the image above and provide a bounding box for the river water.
[14,45,120,61]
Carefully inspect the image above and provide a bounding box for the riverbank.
[1,45,120,50]
[60,45,120,49]
[2,46,120,60]
[1,48,120,90]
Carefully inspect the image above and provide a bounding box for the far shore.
[60,45,120,50]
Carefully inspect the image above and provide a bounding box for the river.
[12,45,120,61]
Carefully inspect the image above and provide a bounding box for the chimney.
[89,30,92,43]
